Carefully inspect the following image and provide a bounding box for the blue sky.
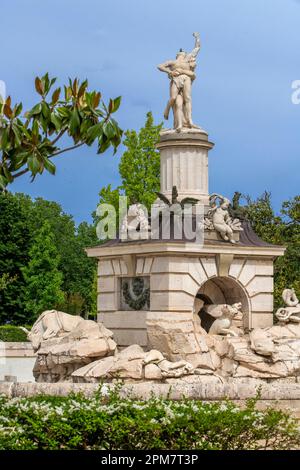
[2,0,300,223]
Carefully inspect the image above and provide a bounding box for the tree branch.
[50,129,66,146]
[12,168,29,178]
[50,142,85,157]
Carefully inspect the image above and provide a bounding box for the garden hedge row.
[0,387,299,450]
[0,325,29,342]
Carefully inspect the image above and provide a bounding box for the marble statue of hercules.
[158,32,201,132]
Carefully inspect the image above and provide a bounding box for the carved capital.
[217,254,234,277]
[122,254,136,276]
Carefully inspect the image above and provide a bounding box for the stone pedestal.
[157,128,214,205]
[86,241,285,350]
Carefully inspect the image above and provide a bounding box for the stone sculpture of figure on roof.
[204,194,243,244]
[120,203,150,241]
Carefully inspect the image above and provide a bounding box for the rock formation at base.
[28,304,300,383]
[29,310,117,382]
[72,345,194,383]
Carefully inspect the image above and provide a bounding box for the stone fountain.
[24,34,300,395]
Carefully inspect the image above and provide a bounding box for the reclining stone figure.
[28,310,117,382]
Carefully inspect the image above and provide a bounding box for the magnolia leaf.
[78,80,88,99]
[72,78,78,96]
[3,104,13,119]
[14,103,23,117]
[35,77,44,96]
[87,123,102,142]
[43,158,56,175]
[70,108,80,134]
[93,92,101,108]
[103,121,115,139]
[51,88,61,105]
[27,155,41,174]
[64,86,72,101]
[50,113,62,132]
[0,129,8,150]
[111,96,121,113]
[41,102,50,120]
[0,174,8,189]
[30,103,42,116]
[97,137,111,154]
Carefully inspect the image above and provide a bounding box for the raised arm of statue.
[187,32,201,59]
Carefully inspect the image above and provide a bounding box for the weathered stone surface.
[117,344,146,361]
[27,308,300,386]
[28,310,117,382]
[213,337,230,357]
[221,357,236,376]
[144,364,162,380]
[72,346,194,382]
[2,378,300,405]
[186,352,215,370]
[158,359,193,377]
[72,356,115,382]
[144,349,164,364]
[219,323,300,379]
[147,324,201,359]
[250,329,274,356]
[110,358,144,380]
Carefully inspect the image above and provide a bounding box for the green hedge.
[0,325,28,342]
[0,388,299,450]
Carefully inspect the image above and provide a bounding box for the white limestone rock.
[109,358,144,380]
[72,347,194,382]
[28,310,117,382]
[144,364,163,380]
[249,329,275,356]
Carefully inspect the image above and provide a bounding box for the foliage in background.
[238,192,300,310]
[0,73,122,190]
[0,390,298,450]
[0,192,31,324]
[97,112,162,229]
[0,192,98,325]
[0,325,28,342]
[22,221,64,323]
[119,112,162,209]
[0,273,16,291]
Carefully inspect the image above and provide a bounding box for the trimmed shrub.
[0,325,28,342]
[0,387,299,450]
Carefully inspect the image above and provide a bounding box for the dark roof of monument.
[94,220,283,250]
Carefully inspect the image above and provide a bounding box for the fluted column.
[157,129,214,205]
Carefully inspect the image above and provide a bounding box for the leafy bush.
[0,387,299,450]
[0,325,28,342]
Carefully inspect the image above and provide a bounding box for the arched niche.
[195,276,251,330]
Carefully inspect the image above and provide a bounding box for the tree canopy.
[233,192,300,309]
[97,111,162,216]
[22,221,64,323]
[0,192,98,324]
[0,73,122,190]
